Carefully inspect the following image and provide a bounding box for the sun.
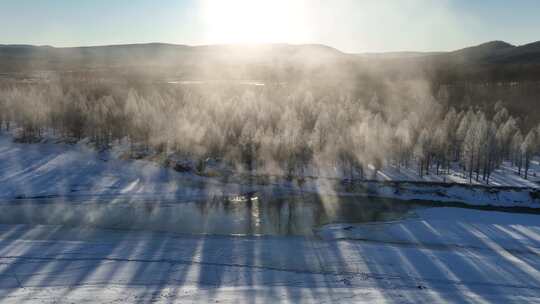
[202,0,311,45]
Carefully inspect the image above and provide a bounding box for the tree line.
[0,79,538,183]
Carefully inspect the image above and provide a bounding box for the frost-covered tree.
[522,130,537,179]
[497,117,519,161]
[0,77,538,181]
[512,131,524,175]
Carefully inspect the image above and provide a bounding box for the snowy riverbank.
[3,135,540,302]
[0,134,539,208]
[330,180,540,208]
[2,207,540,303]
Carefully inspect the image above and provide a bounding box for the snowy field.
[0,135,538,208]
[2,135,540,302]
[0,135,226,202]
[2,207,540,303]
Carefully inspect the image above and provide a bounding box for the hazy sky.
[1,0,538,53]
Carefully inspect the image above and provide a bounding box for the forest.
[0,76,538,184]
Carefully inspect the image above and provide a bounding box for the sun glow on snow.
[202,0,311,44]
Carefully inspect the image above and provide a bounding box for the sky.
[0,0,538,53]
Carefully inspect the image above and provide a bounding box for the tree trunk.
[469,154,474,184]
[518,154,522,176]
[524,153,530,179]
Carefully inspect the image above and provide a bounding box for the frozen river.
[0,195,417,236]
[2,206,540,303]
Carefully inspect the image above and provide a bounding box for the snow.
[372,161,540,188]
[0,135,230,202]
[338,180,540,208]
[318,207,540,253]
[3,135,540,302]
[302,158,540,188]
[2,207,540,302]
[1,134,539,210]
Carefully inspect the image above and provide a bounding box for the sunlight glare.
[202,0,311,44]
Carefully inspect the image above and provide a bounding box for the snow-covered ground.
[371,161,540,188]
[2,207,540,303]
[0,135,539,209]
[334,180,540,208]
[0,135,232,202]
[3,135,540,302]
[300,156,540,188]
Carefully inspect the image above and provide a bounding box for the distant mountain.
[487,41,540,64]
[1,40,540,82]
[0,43,344,65]
[0,43,351,81]
[448,40,516,62]
[357,51,443,59]
[2,40,540,66]
[356,40,540,65]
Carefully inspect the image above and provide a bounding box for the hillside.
[2,40,540,81]
[0,43,348,76]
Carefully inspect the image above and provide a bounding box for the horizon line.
[1,39,538,55]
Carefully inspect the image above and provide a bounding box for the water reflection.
[0,195,415,236]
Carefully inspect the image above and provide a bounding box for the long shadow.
[4,136,540,302]
[0,141,143,300]
[336,205,540,301]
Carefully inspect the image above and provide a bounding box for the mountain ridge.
[1,40,540,82]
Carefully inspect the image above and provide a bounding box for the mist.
[1,52,538,183]
[2,1,540,301]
